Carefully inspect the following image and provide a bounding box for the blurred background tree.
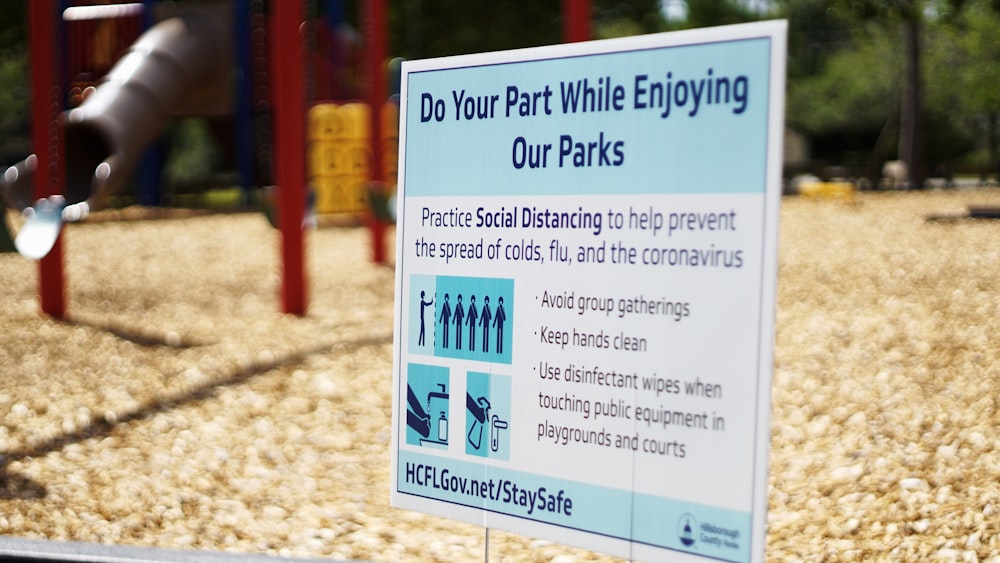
[945,0,1000,180]
[775,0,994,185]
[0,3,29,167]
[391,0,665,58]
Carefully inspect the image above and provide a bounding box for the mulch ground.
[1,189,999,562]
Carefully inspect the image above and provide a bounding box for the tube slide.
[1,9,229,225]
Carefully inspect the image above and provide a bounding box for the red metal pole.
[29,0,67,318]
[563,0,592,43]
[364,0,388,264]
[271,0,308,315]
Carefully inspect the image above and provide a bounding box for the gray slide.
[1,9,230,253]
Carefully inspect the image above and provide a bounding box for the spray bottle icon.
[466,393,509,453]
[467,395,490,450]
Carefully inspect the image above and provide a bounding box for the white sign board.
[391,21,786,562]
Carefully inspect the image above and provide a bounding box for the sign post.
[391,21,786,562]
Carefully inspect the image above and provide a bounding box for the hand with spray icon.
[466,394,490,450]
[466,393,509,454]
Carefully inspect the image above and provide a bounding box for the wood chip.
[1,190,999,560]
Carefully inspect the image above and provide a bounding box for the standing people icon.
[493,296,507,354]
[418,290,434,346]
[480,296,492,353]
[439,293,452,349]
[466,295,478,351]
[454,294,465,350]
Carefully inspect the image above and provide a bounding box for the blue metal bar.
[234,0,255,202]
[138,0,164,206]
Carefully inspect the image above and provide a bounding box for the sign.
[391,21,786,562]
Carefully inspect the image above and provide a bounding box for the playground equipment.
[308,101,399,214]
[796,179,857,202]
[4,0,393,317]
[3,8,229,235]
[62,9,230,218]
[7,0,586,318]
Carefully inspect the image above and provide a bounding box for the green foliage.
[776,0,1000,177]
[931,0,1000,174]
[392,0,664,59]
[392,0,562,59]
[786,26,900,135]
[0,4,26,52]
[779,0,854,78]
[951,0,1000,113]
[595,18,647,39]
[163,119,223,186]
[0,3,28,165]
[594,0,666,35]
[0,48,29,165]
[784,29,902,172]
[684,0,760,27]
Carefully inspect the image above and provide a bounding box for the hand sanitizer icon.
[438,411,448,442]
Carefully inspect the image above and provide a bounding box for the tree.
[0,3,28,165]
[777,0,854,79]
[898,1,924,187]
[833,0,935,187]
[391,0,664,60]
[947,0,1000,178]
[593,0,666,38]
[785,25,902,179]
[683,0,760,28]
